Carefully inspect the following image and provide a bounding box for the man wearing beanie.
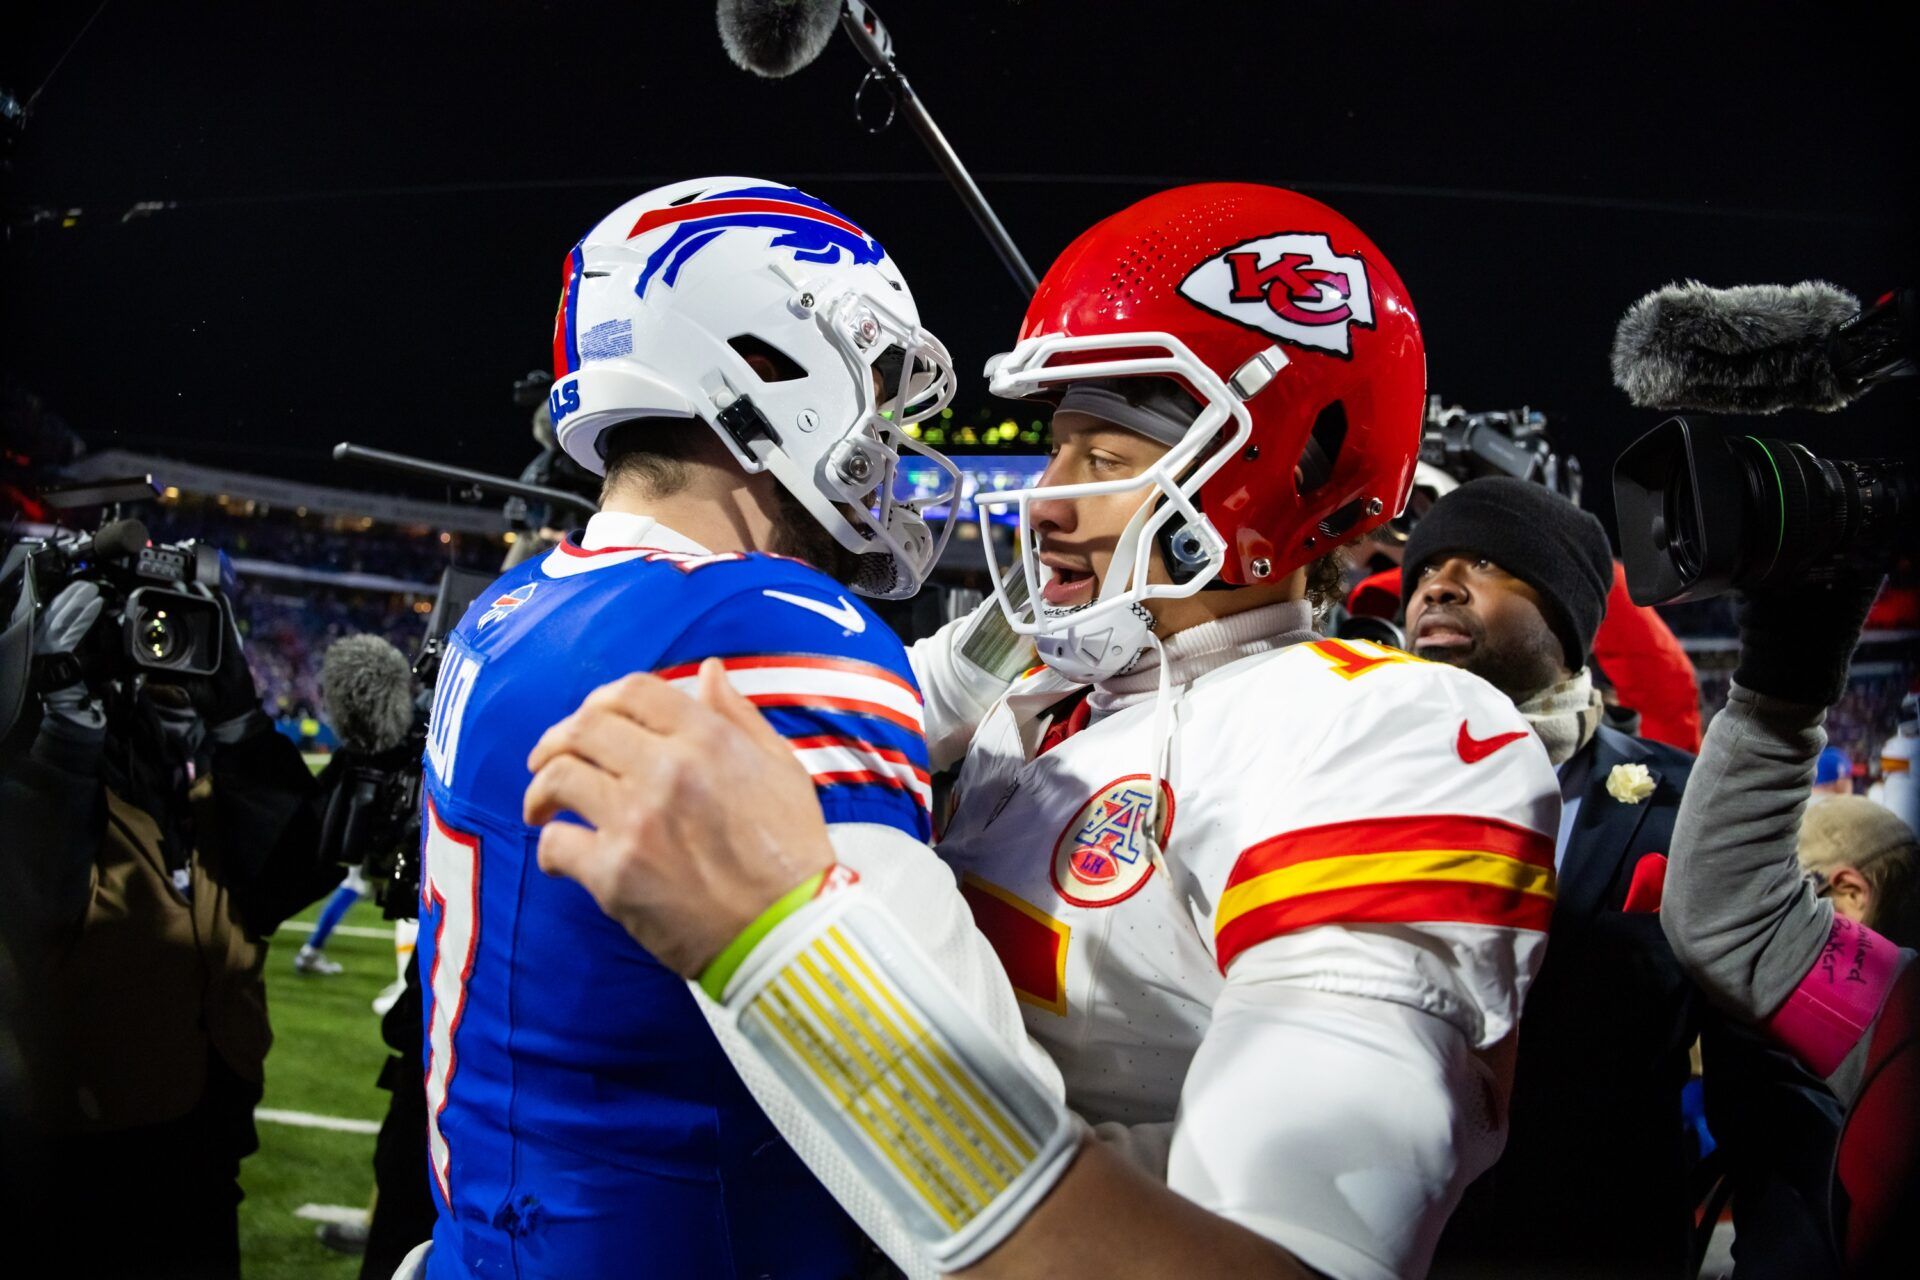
[1411,478,1836,1277]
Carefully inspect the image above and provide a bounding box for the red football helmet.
[977,183,1426,678]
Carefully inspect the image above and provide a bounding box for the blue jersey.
[418,537,932,1278]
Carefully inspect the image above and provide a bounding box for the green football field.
[246,899,408,1279]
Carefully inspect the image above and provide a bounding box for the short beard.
[1421,626,1564,702]
[767,484,866,586]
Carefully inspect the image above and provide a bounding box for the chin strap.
[1139,628,1174,879]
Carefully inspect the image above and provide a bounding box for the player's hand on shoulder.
[523,659,835,976]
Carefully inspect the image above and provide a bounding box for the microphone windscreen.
[718,0,842,77]
[321,634,415,755]
[1610,279,1860,414]
[92,519,150,559]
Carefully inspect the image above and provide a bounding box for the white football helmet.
[550,177,961,599]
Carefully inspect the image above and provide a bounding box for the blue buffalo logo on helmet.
[625,184,887,296]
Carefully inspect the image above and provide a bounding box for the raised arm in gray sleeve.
[1662,683,1834,1022]
[1661,684,1906,1101]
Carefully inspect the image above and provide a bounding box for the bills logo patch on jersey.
[1050,774,1175,908]
[1178,231,1374,357]
[478,583,537,629]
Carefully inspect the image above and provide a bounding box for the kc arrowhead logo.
[1179,231,1374,357]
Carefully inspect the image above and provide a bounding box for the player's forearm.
[954,1137,1313,1279]
[1087,1118,1175,1179]
[698,869,1306,1279]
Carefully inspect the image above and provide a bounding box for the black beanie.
[1399,476,1614,671]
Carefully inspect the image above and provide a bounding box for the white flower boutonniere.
[1606,762,1656,804]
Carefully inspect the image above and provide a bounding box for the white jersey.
[936,636,1561,1277]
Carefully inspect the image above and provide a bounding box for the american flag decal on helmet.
[551,244,586,378]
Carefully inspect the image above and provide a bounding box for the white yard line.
[256,1107,380,1135]
[295,1204,371,1227]
[275,921,399,941]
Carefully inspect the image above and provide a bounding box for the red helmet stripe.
[627,197,868,242]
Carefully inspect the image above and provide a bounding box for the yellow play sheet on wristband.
[739,924,1039,1233]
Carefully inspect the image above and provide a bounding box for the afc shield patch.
[1049,774,1175,908]
[1178,231,1374,357]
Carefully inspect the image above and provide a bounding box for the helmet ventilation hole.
[727,334,809,382]
[1317,496,1369,539]
[1294,401,1347,494]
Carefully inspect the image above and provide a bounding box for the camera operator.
[1662,575,1918,1275]
[1605,273,1920,1273]
[1,562,342,1278]
[1400,478,1838,1278]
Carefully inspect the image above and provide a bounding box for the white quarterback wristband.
[717,883,1080,1271]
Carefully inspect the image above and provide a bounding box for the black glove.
[1733,570,1884,708]
[159,593,261,735]
[33,580,106,736]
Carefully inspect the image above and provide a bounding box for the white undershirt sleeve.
[1166,940,1506,1280]
[907,601,1034,773]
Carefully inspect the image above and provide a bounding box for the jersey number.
[959,876,1071,1016]
[423,800,481,1208]
[1308,638,1418,681]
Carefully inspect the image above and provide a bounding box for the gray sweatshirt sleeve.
[1662,683,1882,1100]
[1662,684,1834,1021]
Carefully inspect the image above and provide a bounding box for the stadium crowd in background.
[6,363,1915,1280]
[2,133,1915,1280]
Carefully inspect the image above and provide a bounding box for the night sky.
[4,1,1914,536]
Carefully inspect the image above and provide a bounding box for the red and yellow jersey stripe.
[1214,813,1556,972]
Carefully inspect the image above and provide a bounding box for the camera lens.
[139,610,178,661]
[1660,478,1704,581]
[1726,437,1915,588]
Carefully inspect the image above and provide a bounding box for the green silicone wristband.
[698,870,827,1003]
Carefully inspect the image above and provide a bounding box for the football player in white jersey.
[527,185,1562,1280]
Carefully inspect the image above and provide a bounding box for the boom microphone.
[718,0,842,78]
[1611,280,1919,414]
[320,634,414,755]
[49,517,149,567]
[713,0,1039,297]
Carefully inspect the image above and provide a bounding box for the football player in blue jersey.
[410,178,1049,1278]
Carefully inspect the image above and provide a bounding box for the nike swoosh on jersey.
[762,589,866,633]
[1456,721,1531,764]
